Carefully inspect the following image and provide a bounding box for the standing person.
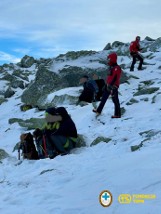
[129,36,143,71]
[93,52,122,118]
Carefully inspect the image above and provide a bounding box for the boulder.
[21,66,60,106]
[9,118,45,130]
[0,149,9,160]
[126,98,139,105]
[4,87,15,98]
[148,37,161,52]
[50,94,78,106]
[20,55,35,68]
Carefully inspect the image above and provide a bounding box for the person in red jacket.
[93,52,122,118]
[129,36,143,71]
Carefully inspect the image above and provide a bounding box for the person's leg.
[50,135,73,154]
[137,54,144,70]
[130,54,137,71]
[96,88,111,114]
[111,88,121,117]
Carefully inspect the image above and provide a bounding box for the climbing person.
[92,73,106,101]
[129,36,144,71]
[33,107,78,158]
[93,52,122,118]
[77,75,98,108]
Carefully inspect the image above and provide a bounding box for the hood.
[107,52,117,65]
[136,36,141,42]
[46,107,70,121]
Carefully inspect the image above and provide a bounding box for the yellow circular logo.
[99,190,113,207]
[118,194,132,204]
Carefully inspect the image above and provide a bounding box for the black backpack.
[19,132,39,160]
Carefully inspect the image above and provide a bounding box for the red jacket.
[129,38,141,53]
[106,65,122,88]
[106,53,122,88]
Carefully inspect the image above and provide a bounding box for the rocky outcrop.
[20,55,35,68]
[9,118,45,130]
[134,87,160,96]
[21,66,60,106]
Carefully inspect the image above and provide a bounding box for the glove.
[107,84,113,92]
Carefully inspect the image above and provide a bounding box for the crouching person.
[34,107,78,159]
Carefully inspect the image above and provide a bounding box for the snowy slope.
[0,47,161,214]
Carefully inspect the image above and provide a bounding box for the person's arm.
[45,115,62,123]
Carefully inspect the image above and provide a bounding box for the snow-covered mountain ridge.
[0,37,161,214]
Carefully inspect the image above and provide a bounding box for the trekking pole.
[43,135,48,158]
[18,146,20,160]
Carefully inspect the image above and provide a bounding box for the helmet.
[107,52,117,65]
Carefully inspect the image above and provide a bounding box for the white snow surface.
[0,50,161,214]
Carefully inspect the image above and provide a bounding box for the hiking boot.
[111,115,121,118]
[138,67,143,71]
[93,109,101,116]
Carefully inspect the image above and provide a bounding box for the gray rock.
[20,55,35,68]
[4,87,15,98]
[131,142,143,152]
[12,69,30,81]
[0,149,9,160]
[126,98,139,105]
[21,66,60,106]
[103,43,112,50]
[144,36,155,41]
[112,41,124,48]
[134,87,160,96]
[121,107,126,116]
[56,50,97,60]
[139,129,161,138]
[51,94,78,106]
[148,37,161,52]
[9,118,45,130]
[90,136,111,147]
[76,134,86,147]
[0,97,7,105]
[151,92,161,104]
[11,79,24,89]
[20,104,33,111]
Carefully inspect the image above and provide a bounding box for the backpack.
[33,129,56,159]
[19,132,39,160]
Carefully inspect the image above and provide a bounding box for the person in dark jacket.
[34,107,78,158]
[78,75,98,103]
[92,74,106,101]
[129,36,143,71]
[93,52,122,118]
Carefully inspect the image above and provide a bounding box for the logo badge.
[118,194,132,204]
[99,190,113,207]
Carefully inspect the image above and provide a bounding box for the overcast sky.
[0,0,161,65]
